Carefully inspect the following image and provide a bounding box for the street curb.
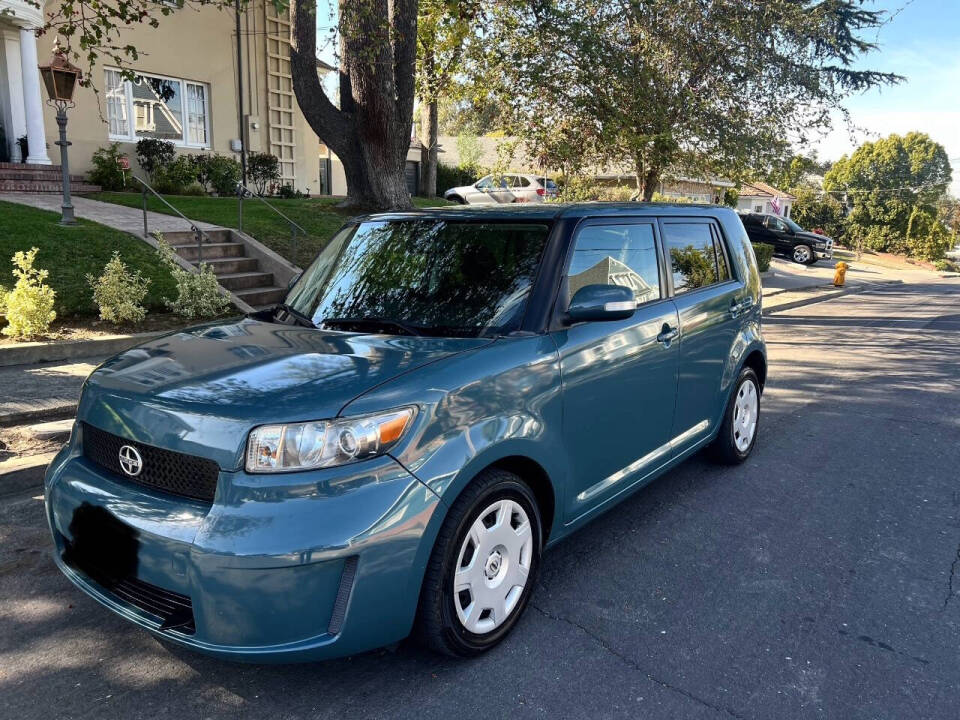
[0,403,77,428]
[0,452,55,497]
[762,282,893,315]
[0,331,166,368]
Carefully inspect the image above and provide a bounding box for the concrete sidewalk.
[0,356,103,426]
[0,192,220,239]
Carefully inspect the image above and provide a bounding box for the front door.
[660,218,744,452]
[465,176,497,204]
[553,220,680,522]
[764,215,792,254]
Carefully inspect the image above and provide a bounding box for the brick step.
[0,161,65,171]
[233,286,285,307]
[172,241,245,261]
[0,180,101,193]
[0,170,89,182]
[215,271,274,291]
[205,257,259,274]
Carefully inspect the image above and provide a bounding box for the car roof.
[355,202,736,224]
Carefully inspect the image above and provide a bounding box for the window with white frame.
[104,69,210,147]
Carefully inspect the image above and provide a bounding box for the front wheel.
[709,367,761,464]
[792,244,814,264]
[415,469,542,657]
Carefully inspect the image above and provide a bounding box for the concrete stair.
[0,162,100,193]
[166,229,286,311]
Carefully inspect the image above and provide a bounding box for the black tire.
[709,367,761,465]
[791,244,814,264]
[448,194,467,205]
[415,468,542,657]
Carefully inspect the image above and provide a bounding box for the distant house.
[736,181,795,217]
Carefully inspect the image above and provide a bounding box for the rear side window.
[517,176,531,187]
[662,222,731,294]
[567,224,661,306]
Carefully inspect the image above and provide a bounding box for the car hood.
[77,317,490,469]
[797,231,831,243]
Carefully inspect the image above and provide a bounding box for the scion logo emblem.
[118,445,143,477]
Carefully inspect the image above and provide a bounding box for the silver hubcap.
[454,499,533,634]
[794,246,811,263]
[733,379,759,452]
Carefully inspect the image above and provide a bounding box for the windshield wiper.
[321,317,423,336]
[274,303,316,328]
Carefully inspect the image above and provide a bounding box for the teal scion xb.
[45,203,766,660]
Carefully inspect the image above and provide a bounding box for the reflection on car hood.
[77,317,490,469]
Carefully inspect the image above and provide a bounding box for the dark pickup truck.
[740,212,834,265]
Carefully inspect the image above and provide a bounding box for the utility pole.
[235,0,247,186]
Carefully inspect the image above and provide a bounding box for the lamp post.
[38,43,82,226]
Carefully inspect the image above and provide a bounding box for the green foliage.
[436,162,484,193]
[651,192,692,204]
[277,184,304,199]
[207,155,242,196]
[0,284,8,315]
[790,186,847,241]
[248,152,281,196]
[905,205,953,261]
[154,155,196,195]
[455,133,483,171]
[670,245,717,290]
[751,243,774,272]
[0,200,176,317]
[88,143,127,191]
[86,251,151,324]
[824,132,953,259]
[135,138,176,180]
[2,247,56,339]
[154,235,231,319]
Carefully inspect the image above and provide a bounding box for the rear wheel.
[710,367,761,464]
[416,469,542,656]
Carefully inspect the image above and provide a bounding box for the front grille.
[82,422,220,501]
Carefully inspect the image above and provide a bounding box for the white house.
[0,0,52,164]
[736,181,795,217]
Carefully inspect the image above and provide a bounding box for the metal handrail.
[132,175,216,264]
[235,182,308,265]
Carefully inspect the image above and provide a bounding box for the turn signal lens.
[246,407,416,473]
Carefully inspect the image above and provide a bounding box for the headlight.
[245,407,416,473]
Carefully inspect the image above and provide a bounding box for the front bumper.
[44,430,443,662]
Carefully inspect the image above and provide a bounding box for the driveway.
[2,280,959,719]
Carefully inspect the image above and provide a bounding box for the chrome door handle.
[657,325,679,345]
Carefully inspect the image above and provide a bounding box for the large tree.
[473,0,899,199]
[42,0,420,210]
[824,131,953,258]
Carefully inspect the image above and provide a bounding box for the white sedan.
[444,174,558,204]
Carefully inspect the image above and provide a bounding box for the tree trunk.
[290,0,417,211]
[418,98,438,197]
[640,167,659,202]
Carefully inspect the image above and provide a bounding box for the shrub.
[153,155,197,195]
[189,153,213,192]
[87,251,151,324]
[207,155,242,196]
[88,143,127,191]
[155,235,231,319]
[2,247,56,339]
[905,205,953,261]
[277,183,303,199]
[0,284,8,315]
[135,138,176,180]
[248,152,281,195]
[751,242,774,272]
[436,162,485,195]
[933,259,957,272]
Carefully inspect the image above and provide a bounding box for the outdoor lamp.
[39,42,82,225]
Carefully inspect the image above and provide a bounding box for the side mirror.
[567,284,636,323]
[287,271,302,290]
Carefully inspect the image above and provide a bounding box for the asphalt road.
[3,280,959,720]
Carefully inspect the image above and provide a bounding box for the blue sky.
[316,0,959,193]
[812,0,960,193]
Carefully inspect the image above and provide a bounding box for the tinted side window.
[567,224,661,305]
[662,222,730,294]
[517,176,531,187]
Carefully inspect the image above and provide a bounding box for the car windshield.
[284,220,551,337]
[782,216,803,233]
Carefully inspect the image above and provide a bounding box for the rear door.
[554,219,680,521]
[660,218,744,454]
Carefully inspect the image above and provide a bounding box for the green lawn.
[0,200,176,318]
[85,192,453,269]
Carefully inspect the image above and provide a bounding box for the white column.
[1,30,27,162]
[19,27,51,165]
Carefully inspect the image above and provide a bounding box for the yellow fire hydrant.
[833,261,848,287]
